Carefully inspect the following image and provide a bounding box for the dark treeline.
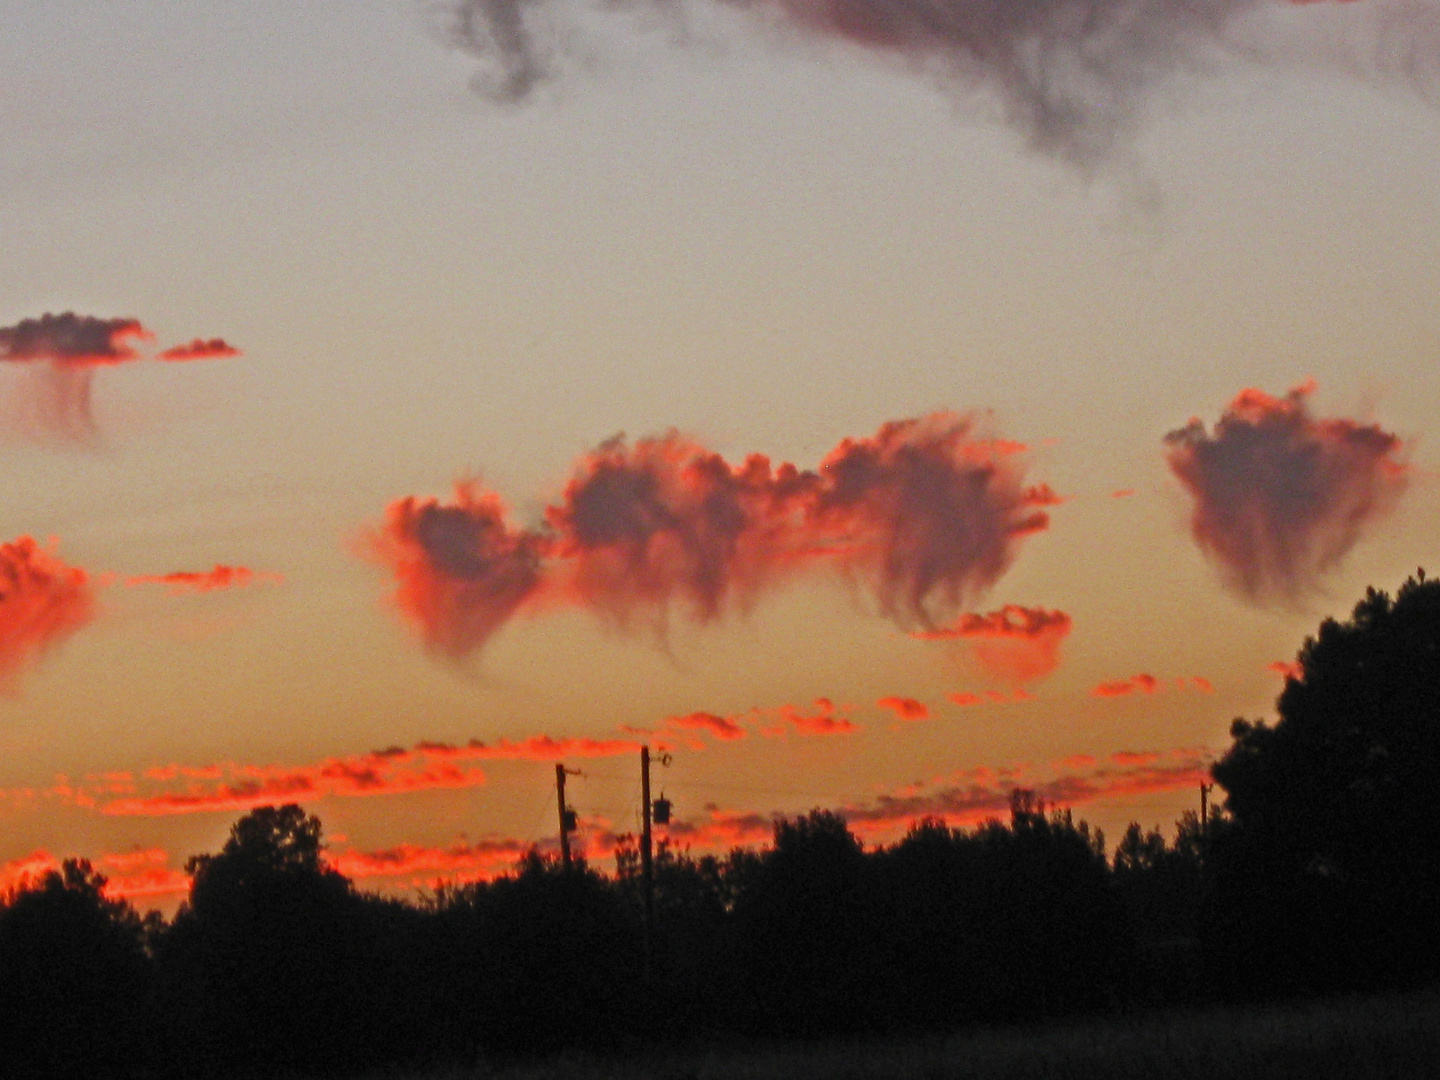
[3,573,1437,1079]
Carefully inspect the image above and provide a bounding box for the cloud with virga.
[370,413,1054,659]
[1164,381,1408,604]
[0,312,238,446]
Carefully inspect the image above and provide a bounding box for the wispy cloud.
[445,0,1440,168]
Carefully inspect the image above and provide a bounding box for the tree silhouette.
[429,849,640,1054]
[1207,572,1440,992]
[153,804,375,1077]
[733,811,880,1036]
[0,859,153,1080]
[1112,815,1207,1002]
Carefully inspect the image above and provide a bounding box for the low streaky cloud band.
[835,748,1213,836]
[0,848,188,902]
[8,745,1212,899]
[125,566,282,593]
[98,734,643,817]
[156,338,241,362]
[0,311,239,444]
[668,711,749,740]
[1165,381,1408,603]
[877,695,930,721]
[372,413,1053,659]
[447,0,1440,167]
[0,536,96,684]
[261,749,1220,885]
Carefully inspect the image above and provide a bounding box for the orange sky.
[2,1,1437,911]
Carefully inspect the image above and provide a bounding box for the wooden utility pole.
[556,762,572,872]
[641,745,654,943]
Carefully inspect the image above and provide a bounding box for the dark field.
[390,990,1440,1080]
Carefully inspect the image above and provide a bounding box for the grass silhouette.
[377,989,1439,1080]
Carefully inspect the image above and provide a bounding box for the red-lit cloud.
[156,338,241,361]
[369,485,545,659]
[1111,750,1159,766]
[97,734,645,817]
[8,744,1215,903]
[1089,673,1214,698]
[0,848,189,902]
[1023,483,1065,506]
[1165,382,1408,603]
[777,698,859,736]
[1092,673,1161,697]
[125,565,281,593]
[423,735,646,760]
[915,604,1071,682]
[0,312,237,444]
[666,711,747,740]
[103,752,489,817]
[877,696,930,722]
[0,850,61,895]
[642,748,1214,852]
[327,839,530,884]
[948,687,1033,707]
[836,748,1213,838]
[662,807,777,850]
[1,536,96,685]
[370,414,1053,658]
[1268,659,1304,681]
[96,849,190,899]
[0,312,151,365]
[1111,489,1136,499]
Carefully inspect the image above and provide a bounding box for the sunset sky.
[2,0,1437,908]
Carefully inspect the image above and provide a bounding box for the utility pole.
[556,762,573,872]
[638,745,672,973]
[640,745,653,950]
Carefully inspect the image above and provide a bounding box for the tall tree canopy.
[1209,571,1440,991]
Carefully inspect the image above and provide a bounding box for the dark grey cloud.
[446,0,1439,166]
